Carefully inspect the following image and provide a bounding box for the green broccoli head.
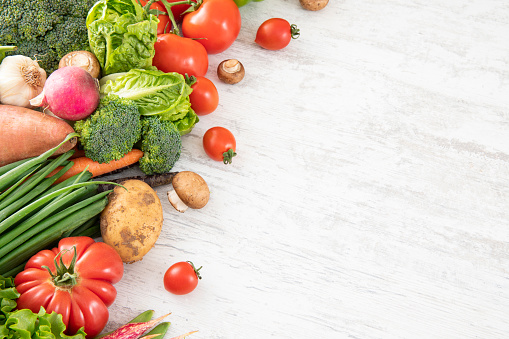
[138,116,182,175]
[0,0,96,73]
[75,95,141,164]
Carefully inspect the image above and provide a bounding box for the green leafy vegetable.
[0,275,86,339]
[0,0,96,73]
[86,0,159,75]
[138,116,182,175]
[100,69,199,135]
[74,95,142,164]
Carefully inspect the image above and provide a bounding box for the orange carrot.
[47,149,143,184]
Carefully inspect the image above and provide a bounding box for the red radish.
[30,66,100,121]
[101,313,171,339]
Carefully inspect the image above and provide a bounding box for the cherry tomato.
[189,76,219,116]
[153,33,209,76]
[164,261,202,295]
[255,18,300,50]
[203,126,237,164]
[14,237,124,338]
[140,0,171,34]
[182,0,241,54]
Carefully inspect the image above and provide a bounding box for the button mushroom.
[58,51,101,78]
[217,59,245,84]
[167,171,210,213]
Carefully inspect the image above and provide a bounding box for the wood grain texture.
[102,0,509,338]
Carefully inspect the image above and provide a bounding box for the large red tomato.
[14,237,124,338]
[182,0,241,54]
[153,33,209,76]
[139,0,171,34]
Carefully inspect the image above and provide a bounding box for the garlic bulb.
[0,55,47,107]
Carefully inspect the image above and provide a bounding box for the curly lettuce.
[86,0,158,75]
[0,275,86,339]
[100,69,199,135]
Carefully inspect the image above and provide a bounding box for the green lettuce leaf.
[0,276,86,339]
[86,0,158,75]
[100,69,199,134]
[0,276,19,326]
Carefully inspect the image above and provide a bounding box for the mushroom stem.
[167,189,189,213]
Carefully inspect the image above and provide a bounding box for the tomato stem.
[42,246,79,287]
[222,149,237,165]
[185,73,197,86]
[156,0,201,36]
[290,24,300,39]
[187,261,203,280]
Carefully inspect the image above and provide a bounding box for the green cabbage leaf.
[100,69,199,135]
[86,0,158,75]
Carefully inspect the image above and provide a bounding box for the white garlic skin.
[0,55,47,108]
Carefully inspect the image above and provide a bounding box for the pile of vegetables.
[0,0,330,336]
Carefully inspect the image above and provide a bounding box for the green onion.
[0,194,110,275]
[0,189,110,260]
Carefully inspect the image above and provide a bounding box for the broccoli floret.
[0,0,96,73]
[138,116,182,175]
[75,96,141,164]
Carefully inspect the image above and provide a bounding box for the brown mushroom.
[58,51,101,78]
[300,0,328,11]
[217,59,245,84]
[167,171,210,213]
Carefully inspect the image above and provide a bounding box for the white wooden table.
[104,1,509,338]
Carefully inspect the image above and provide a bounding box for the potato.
[100,179,163,263]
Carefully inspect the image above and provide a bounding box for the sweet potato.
[0,105,77,166]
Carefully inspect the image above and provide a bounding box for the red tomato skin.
[14,236,124,338]
[139,0,171,34]
[203,127,236,161]
[153,33,209,77]
[190,76,219,116]
[255,18,293,50]
[182,0,241,54]
[164,262,199,295]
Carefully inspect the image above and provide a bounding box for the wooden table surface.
[104,1,509,338]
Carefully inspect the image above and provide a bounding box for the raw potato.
[100,180,163,263]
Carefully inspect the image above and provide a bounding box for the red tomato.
[14,237,124,338]
[182,0,241,54]
[153,33,209,76]
[139,0,171,34]
[189,76,219,116]
[255,18,300,50]
[203,126,237,164]
[164,261,202,295]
